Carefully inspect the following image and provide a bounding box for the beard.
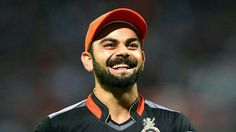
[92,56,143,89]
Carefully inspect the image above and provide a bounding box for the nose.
[115,44,130,58]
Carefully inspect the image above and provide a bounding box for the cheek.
[93,51,112,65]
[133,52,144,62]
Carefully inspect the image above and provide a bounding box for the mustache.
[107,56,137,68]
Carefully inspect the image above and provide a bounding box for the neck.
[93,83,139,124]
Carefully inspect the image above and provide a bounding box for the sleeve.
[174,113,196,132]
[35,117,54,132]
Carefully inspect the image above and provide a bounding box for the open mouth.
[107,57,137,70]
[112,64,130,69]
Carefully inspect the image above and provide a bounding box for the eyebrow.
[100,38,118,44]
[126,38,140,44]
[100,37,140,44]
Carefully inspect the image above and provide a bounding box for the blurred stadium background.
[1,0,236,131]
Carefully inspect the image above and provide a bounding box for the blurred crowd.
[1,0,236,131]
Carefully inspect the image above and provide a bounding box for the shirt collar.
[86,93,145,123]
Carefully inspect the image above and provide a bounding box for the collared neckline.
[86,93,145,123]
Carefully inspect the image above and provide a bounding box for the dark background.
[1,0,236,131]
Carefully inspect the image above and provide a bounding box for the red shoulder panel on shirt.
[86,95,102,119]
[137,95,145,116]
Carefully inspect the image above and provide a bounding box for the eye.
[127,42,139,50]
[103,42,116,49]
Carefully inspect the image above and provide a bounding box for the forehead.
[93,22,141,42]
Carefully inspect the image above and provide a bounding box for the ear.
[81,52,93,72]
[141,51,145,70]
[141,51,145,62]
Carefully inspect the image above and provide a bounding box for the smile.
[112,64,130,69]
[107,57,137,70]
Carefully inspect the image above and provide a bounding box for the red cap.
[84,8,147,52]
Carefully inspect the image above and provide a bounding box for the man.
[35,8,195,132]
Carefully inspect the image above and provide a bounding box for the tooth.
[112,64,128,69]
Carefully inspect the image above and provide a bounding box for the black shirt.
[35,93,195,132]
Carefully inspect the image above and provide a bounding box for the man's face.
[91,23,145,89]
